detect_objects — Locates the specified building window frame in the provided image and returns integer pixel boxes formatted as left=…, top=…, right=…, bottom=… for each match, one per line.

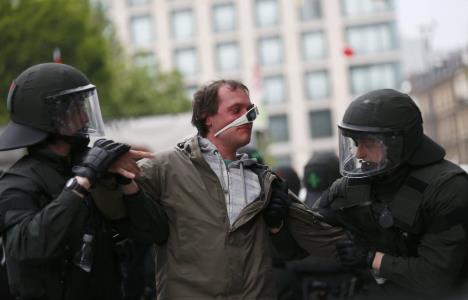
left=254, top=0, right=280, bottom=28
left=268, top=114, right=290, bottom=143
left=212, top=2, right=237, bottom=32
left=308, top=109, right=333, bottom=139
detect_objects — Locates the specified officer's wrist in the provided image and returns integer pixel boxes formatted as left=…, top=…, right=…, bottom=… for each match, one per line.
left=120, top=180, right=140, bottom=195
left=64, top=176, right=90, bottom=199
left=372, top=251, right=384, bottom=271
left=72, top=165, right=97, bottom=185
left=75, top=176, right=91, bottom=190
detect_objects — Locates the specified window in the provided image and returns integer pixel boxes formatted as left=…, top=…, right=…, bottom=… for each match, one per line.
left=263, top=75, right=286, bottom=105
left=346, top=23, right=397, bottom=54
left=255, top=0, right=279, bottom=27
left=454, top=72, right=468, bottom=103
left=309, top=110, right=333, bottom=138
left=350, top=63, right=399, bottom=94
left=174, top=48, right=198, bottom=76
left=268, top=115, right=289, bottom=142
left=216, top=42, right=240, bottom=72
left=130, top=15, right=153, bottom=46
left=127, top=0, right=150, bottom=5
left=258, top=36, right=283, bottom=66
left=302, top=31, right=326, bottom=60
left=299, top=0, right=321, bottom=21
left=212, top=3, right=236, bottom=32
left=171, top=9, right=194, bottom=39
left=91, top=0, right=111, bottom=10
left=305, top=71, right=329, bottom=100
left=342, top=0, right=393, bottom=16
left=134, top=51, right=157, bottom=69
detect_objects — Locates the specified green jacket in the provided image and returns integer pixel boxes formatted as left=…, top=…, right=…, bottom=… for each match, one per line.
left=137, top=135, right=344, bottom=300
left=0, top=147, right=168, bottom=300
left=317, top=160, right=468, bottom=297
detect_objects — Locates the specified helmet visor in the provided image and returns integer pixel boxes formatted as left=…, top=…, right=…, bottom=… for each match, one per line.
left=48, top=85, right=105, bottom=136
left=338, top=129, right=403, bottom=178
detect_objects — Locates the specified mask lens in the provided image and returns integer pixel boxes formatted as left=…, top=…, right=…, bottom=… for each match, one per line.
left=214, top=105, right=259, bottom=137
left=246, top=106, right=258, bottom=121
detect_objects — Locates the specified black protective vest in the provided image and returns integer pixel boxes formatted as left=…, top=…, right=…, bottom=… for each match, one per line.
left=0, top=154, right=123, bottom=300
left=327, top=160, right=466, bottom=256
left=0, top=156, right=69, bottom=300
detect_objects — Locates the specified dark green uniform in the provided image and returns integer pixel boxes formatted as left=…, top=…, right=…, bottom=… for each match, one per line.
left=317, top=159, right=468, bottom=298
left=0, top=148, right=168, bottom=300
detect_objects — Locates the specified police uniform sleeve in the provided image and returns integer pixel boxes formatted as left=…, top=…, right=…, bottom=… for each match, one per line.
left=287, top=202, right=346, bottom=260
left=0, top=175, right=85, bottom=261
left=117, top=188, right=169, bottom=245
left=379, top=175, right=468, bottom=293
left=280, top=178, right=346, bottom=260
left=91, top=159, right=168, bottom=245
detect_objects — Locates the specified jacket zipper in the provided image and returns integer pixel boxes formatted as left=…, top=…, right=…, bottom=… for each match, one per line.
left=230, top=169, right=272, bottom=232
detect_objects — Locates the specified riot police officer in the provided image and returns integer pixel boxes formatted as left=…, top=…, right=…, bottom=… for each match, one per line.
left=315, top=89, right=468, bottom=299
left=0, top=63, right=168, bottom=300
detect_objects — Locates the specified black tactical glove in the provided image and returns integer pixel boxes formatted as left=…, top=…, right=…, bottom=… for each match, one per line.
left=72, top=139, right=130, bottom=185
left=335, top=239, right=375, bottom=270
left=263, top=180, right=291, bottom=229
left=115, top=174, right=133, bottom=185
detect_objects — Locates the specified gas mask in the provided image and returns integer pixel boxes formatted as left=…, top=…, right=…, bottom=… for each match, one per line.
left=214, top=105, right=259, bottom=137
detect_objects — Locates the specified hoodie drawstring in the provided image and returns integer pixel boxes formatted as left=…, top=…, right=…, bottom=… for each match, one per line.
left=240, top=162, right=247, bottom=206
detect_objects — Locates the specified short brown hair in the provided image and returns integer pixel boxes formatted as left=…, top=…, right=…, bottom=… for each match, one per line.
left=191, top=79, right=249, bottom=136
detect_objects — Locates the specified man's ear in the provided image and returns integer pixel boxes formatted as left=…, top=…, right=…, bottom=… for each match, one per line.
left=205, top=115, right=212, bottom=128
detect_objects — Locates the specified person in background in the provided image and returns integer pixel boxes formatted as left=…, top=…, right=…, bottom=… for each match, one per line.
left=272, top=165, right=301, bottom=196
left=303, top=152, right=340, bottom=208
left=0, top=63, right=168, bottom=300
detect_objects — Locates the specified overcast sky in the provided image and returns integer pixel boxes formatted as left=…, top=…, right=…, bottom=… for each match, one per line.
left=395, top=0, right=468, bottom=52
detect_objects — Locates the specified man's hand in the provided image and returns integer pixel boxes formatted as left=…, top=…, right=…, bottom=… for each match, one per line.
left=109, top=149, right=154, bottom=180
left=335, top=239, right=375, bottom=270
left=263, top=180, right=291, bottom=229
left=110, top=149, right=154, bottom=195
left=72, top=139, right=131, bottom=185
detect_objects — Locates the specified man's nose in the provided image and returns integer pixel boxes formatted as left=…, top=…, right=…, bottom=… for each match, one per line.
left=355, top=144, right=366, bottom=159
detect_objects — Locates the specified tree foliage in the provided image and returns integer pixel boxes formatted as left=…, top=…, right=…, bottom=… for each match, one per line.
left=0, top=0, right=191, bottom=124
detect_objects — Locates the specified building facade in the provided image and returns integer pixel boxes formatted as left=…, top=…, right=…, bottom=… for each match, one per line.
left=409, top=50, right=468, bottom=164
left=100, top=0, right=401, bottom=174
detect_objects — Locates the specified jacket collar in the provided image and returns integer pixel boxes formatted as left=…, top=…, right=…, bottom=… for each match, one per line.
left=179, top=134, right=260, bottom=167
left=27, top=146, right=71, bottom=175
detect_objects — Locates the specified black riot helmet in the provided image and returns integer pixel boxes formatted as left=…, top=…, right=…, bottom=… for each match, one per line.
left=303, top=152, right=340, bottom=207
left=0, top=63, right=105, bottom=151
left=272, top=165, right=301, bottom=195
left=338, top=89, right=445, bottom=178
